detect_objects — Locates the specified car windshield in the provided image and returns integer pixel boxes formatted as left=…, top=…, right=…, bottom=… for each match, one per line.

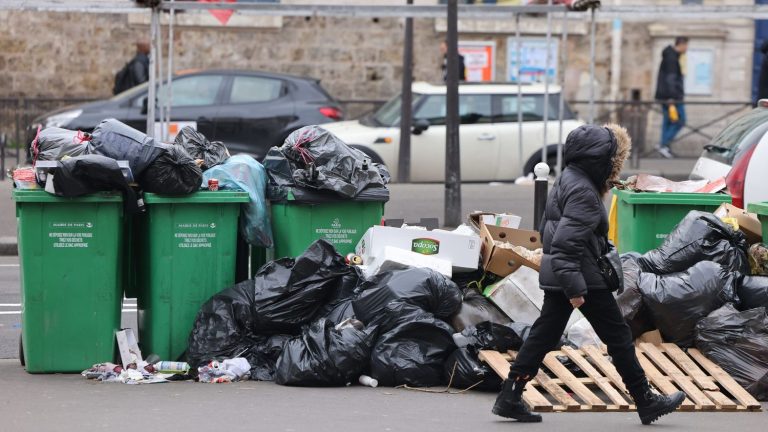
left=371, top=93, right=423, bottom=127
left=709, top=107, right=768, bottom=151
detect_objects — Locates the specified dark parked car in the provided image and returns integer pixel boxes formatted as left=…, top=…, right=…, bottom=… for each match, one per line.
left=27, top=69, right=343, bottom=159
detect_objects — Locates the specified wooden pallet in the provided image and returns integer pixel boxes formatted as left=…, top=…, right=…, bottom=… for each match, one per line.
left=478, top=342, right=762, bottom=413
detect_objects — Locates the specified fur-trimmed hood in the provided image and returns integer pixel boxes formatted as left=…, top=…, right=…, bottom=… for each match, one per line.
left=563, top=123, right=632, bottom=194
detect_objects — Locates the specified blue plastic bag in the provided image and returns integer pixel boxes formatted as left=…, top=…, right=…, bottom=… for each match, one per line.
left=202, top=155, right=272, bottom=247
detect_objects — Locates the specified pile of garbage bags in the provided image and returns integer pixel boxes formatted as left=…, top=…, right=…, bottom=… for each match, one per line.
left=616, top=210, right=768, bottom=400
left=187, top=239, right=543, bottom=390
left=263, top=126, right=390, bottom=203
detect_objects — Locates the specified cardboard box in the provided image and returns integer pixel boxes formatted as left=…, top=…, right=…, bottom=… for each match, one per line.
left=469, top=212, right=522, bottom=231
left=362, top=246, right=453, bottom=278
left=480, top=223, right=542, bottom=277
left=635, top=330, right=664, bottom=346
left=355, top=225, right=480, bottom=272
left=713, top=203, right=762, bottom=244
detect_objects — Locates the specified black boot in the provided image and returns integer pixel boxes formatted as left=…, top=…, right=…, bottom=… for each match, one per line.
left=632, top=387, right=686, bottom=425
left=492, top=378, right=542, bottom=422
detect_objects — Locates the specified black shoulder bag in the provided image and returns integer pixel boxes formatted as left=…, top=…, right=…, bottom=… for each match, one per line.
left=596, top=240, right=624, bottom=294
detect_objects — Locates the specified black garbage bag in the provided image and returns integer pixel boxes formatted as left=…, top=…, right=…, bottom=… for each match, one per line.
left=637, top=211, right=749, bottom=275
left=352, top=267, right=462, bottom=324
left=51, top=154, right=139, bottom=214
left=139, top=145, right=202, bottom=194
left=187, top=240, right=352, bottom=369
left=274, top=318, right=377, bottom=386
left=33, top=127, right=90, bottom=162
left=322, top=299, right=356, bottom=325
left=737, top=275, right=768, bottom=310
left=263, top=126, right=390, bottom=203
left=444, top=348, right=503, bottom=392
left=314, top=267, right=363, bottom=319
left=370, top=301, right=456, bottom=387
left=455, top=321, right=524, bottom=353
left=174, top=126, right=229, bottom=170
left=249, top=240, right=353, bottom=334
left=639, top=261, right=738, bottom=347
left=617, top=254, right=655, bottom=339
left=88, top=118, right=165, bottom=177
left=450, top=289, right=510, bottom=333
left=239, top=334, right=292, bottom=381
left=695, top=304, right=768, bottom=401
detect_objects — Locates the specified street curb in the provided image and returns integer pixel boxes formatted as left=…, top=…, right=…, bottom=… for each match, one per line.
left=0, top=237, right=18, bottom=256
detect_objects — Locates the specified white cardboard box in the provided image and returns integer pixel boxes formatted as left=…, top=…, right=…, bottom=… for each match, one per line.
left=355, top=225, right=480, bottom=272
left=362, top=246, right=453, bottom=278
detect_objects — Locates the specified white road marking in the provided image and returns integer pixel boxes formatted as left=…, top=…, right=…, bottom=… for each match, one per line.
left=0, top=264, right=20, bottom=267
left=0, top=309, right=138, bottom=315
left=0, top=304, right=22, bottom=307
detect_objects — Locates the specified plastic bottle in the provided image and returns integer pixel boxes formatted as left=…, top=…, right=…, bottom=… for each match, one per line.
left=358, top=375, right=378, bottom=388
left=154, top=361, right=191, bottom=374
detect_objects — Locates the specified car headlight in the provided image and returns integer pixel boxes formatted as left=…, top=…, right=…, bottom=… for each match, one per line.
left=44, top=110, right=82, bottom=129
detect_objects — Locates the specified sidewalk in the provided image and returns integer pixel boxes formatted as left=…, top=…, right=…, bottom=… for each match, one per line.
left=0, top=157, right=701, bottom=256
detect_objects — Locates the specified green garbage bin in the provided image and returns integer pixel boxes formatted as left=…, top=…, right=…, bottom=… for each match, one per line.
left=747, top=202, right=768, bottom=244
left=14, top=190, right=124, bottom=373
left=270, top=194, right=385, bottom=259
left=134, top=191, right=248, bottom=361
left=615, top=189, right=731, bottom=254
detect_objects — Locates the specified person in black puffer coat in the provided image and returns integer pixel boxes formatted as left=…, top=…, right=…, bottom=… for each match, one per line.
left=491, top=124, right=685, bottom=425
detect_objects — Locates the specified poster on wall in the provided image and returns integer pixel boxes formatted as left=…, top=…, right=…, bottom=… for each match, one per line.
left=459, top=41, right=496, bottom=82
left=685, top=48, right=714, bottom=96
left=506, top=37, right=559, bottom=84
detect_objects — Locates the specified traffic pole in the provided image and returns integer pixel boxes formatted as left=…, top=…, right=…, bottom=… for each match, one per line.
left=444, top=0, right=462, bottom=227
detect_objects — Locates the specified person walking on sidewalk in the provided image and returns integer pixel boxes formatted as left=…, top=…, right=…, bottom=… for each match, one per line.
left=756, top=40, right=768, bottom=105
left=113, top=40, right=151, bottom=95
left=654, top=37, right=688, bottom=159
left=491, top=124, right=685, bottom=425
left=440, top=40, right=467, bottom=83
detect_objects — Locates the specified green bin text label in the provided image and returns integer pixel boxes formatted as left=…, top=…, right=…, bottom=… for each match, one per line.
left=315, top=218, right=357, bottom=245
left=412, top=238, right=440, bottom=255
left=49, top=222, right=94, bottom=248
left=175, top=222, right=217, bottom=249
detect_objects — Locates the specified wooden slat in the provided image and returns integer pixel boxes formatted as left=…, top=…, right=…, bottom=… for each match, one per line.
left=533, top=370, right=581, bottom=411
left=581, top=344, right=629, bottom=394
left=640, top=343, right=716, bottom=410
left=704, top=390, right=738, bottom=410
left=542, top=352, right=607, bottom=410
left=479, top=350, right=554, bottom=412
left=635, top=347, right=696, bottom=411
left=688, top=349, right=762, bottom=410
left=561, top=346, right=632, bottom=409
left=660, top=343, right=719, bottom=391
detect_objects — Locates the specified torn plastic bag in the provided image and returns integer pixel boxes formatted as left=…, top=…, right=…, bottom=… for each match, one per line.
left=352, top=267, right=463, bottom=323
left=737, top=275, right=768, bottom=310
left=695, top=304, right=768, bottom=401
left=637, top=211, right=749, bottom=275
left=202, top=155, right=272, bottom=248
left=263, top=126, right=390, bottom=203
left=444, top=348, right=502, bottom=391
left=187, top=240, right=352, bottom=368
left=639, top=261, right=738, bottom=347
left=274, top=318, right=377, bottom=386
left=51, top=154, right=139, bottom=214
left=370, top=302, right=456, bottom=387
left=454, top=321, right=523, bottom=353
left=88, top=118, right=164, bottom=177
left=32, top=127, right=90, bottom=162
left=450, top=289, right=510, bottom=333
left=617, top=253, right=655, bottom=339
left=174, top=126, right=230, bottom=170
left=139, top=145, right=202, bottom=195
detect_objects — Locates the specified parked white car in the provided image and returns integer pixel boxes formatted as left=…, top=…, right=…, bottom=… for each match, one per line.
left=322, top=82, right=583, bottom=182
left=690, top=100, right=768, bottom=208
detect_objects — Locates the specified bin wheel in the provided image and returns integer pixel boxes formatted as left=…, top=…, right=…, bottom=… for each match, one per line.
left=19, top=335, right=25, bottom=367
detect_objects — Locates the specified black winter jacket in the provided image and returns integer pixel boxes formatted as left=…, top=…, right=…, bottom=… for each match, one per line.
left=654, top=46, right=684, bottom=101
left=538, top=125, right=625, bottom=299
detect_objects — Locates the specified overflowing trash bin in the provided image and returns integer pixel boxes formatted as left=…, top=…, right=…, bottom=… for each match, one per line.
left=133, top=191, right=248, bottom=361
left=14, top=190, right=124, bottom=373
left=614, top=189, right=731, bottom=253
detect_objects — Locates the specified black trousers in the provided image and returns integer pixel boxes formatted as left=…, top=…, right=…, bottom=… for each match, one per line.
left=508, top=289, right=648, bottom=395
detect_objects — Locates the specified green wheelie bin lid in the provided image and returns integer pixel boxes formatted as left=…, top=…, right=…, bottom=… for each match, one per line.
left=747, top=202, right=768, bottom=244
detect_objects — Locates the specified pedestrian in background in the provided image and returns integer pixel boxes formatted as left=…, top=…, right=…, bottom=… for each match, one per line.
left=756, top=40, right=768, bottom=105
left=440, top=40, right=467, bottom=83
left=491, top=124, right=685, bottom=425
left=113, top=40, right=151, bottom=95
left=654, top=36, right=688, bottom=159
